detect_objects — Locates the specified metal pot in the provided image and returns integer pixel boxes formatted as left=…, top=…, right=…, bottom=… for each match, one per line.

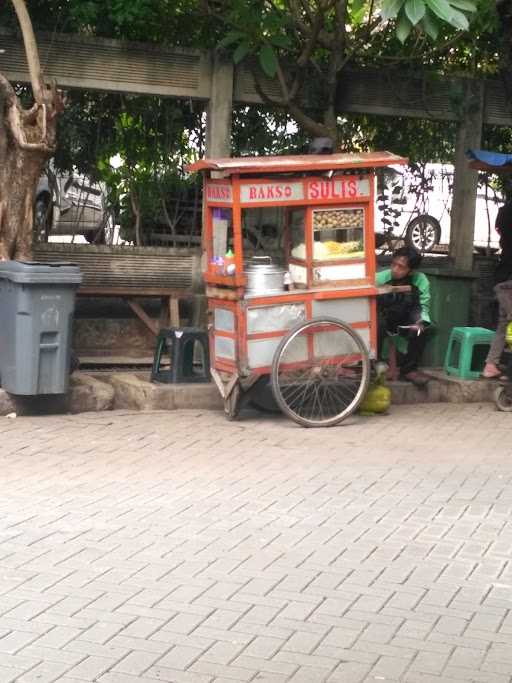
left=244, top=256, right=286, bottom=296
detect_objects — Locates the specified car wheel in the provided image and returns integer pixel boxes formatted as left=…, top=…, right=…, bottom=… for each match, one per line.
left=33, top=194, right=52, bottom=241
left=84, top=227, right=106, bottom=245
left=405, top=215, right=441, bottom=253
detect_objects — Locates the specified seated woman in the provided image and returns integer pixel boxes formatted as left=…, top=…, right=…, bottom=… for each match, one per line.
left=376, top=246, right=431, bottom=387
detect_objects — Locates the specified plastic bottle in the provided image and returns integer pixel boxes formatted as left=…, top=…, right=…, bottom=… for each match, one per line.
left=506, top=321, right=512, bottom=350
left=224, top=248, right=235, bottom=275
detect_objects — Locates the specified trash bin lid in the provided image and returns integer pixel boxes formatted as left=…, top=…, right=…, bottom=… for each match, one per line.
left=0, top=261, right=83, bottom=284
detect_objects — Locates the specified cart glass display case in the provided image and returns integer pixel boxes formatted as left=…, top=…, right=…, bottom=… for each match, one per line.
left=312, top=207, right=364, bottom=259
left=211, top=207, right=233, bottom=259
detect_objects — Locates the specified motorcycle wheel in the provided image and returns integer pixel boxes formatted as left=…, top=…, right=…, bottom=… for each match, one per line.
left=494, top=385, right=512, bottom=412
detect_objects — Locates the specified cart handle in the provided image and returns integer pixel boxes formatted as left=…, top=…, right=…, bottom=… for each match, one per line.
left=376, top=284, right=412, bottom=295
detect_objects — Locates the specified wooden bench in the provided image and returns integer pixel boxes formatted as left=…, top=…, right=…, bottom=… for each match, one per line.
left=33, top=243, right=203, bottom=335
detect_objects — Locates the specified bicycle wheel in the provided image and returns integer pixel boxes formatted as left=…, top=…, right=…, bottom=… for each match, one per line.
left=271, top=317, right=370, bottom=428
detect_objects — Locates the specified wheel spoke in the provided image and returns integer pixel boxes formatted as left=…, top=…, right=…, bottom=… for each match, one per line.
left=272, top=318, right=370, bottom=427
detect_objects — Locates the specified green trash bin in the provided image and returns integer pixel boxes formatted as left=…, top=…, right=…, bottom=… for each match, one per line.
left=0, top=261, right=82, bottom=395
left=421, top=267, right=475, bottom=368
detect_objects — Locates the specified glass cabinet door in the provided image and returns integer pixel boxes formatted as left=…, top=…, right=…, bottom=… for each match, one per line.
left=211, top=207, right=233, bottom=260
left=288, top=208, right=307, bottom=286
left=312, top=208, right=364, bottom=260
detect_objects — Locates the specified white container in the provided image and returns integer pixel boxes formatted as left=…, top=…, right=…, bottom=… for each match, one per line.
left=244, top=256, right=286, bottom=296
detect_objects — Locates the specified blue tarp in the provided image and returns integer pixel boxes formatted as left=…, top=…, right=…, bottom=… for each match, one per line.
left=466, top=149, right=512, bottom=167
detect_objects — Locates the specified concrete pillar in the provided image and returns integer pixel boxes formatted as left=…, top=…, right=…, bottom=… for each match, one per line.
left=449, top=80, right=485, bottom=271
left=206, top=52, right=234, bottom=158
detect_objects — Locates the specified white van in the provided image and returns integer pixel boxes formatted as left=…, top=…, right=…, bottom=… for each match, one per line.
left=375, top=163, right=501, bottom=253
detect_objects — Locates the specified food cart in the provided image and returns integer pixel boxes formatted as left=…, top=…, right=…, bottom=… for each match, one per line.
left=186, top=152, right=407, bottom=427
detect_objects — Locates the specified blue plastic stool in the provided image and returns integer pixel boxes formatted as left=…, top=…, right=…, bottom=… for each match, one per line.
left=444, top=326, right=496, bottom=380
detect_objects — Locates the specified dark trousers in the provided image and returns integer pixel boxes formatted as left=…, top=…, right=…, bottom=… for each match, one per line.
left=398, top=333, right=428, bottom=374
left=378, top=293, right=427, bottom=374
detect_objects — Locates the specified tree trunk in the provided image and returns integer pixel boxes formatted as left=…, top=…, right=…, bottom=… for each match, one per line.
left=0, top=0, right=63, bottom=261
left=0, top=80, right=56, bottom=260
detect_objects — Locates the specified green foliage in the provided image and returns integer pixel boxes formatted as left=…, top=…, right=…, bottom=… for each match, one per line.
left=231, top=107, right=306, bottom=156
left=0, top=0, right=213, bottom=47
left=53, top=90, right=205, bottom=243
left=1, top=0, right=504, bottom=236
left=381, top=0, right=478, bottom=43
left=338, top=112, right=458, bottom=164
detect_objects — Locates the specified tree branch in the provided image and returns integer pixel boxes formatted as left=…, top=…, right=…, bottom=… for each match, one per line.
left=287, top=100, right=331, bottom=138
left=21, top=102, right=39, bottom=124
left=10, top=0, right=47, bottom=104
left=6, top=102, right=53, bottom=152
left=249, top=60, right=329, bottom=138
left=275, top=62, right=291, bottom=102
left=288, top=3, right=333, bottom=51
left=250, top=63, right=287, bottom=107
left=0, top=73, right=17, bottom=107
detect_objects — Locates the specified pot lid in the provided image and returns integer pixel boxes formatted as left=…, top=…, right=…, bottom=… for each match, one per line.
left=244, top=256, right=285, bottom=272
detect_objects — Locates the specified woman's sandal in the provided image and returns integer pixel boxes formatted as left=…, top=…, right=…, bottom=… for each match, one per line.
left=481, top=371, right=507, bottom=380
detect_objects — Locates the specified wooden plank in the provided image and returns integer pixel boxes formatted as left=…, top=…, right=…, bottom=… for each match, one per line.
left=169, top=297, right=180, bottom=327
left=376, top=285, right=412, bottom=294
left=0, top=28, right=212, bottom=100
left=78, top=287, right=193, bottom=297
left=78, top=356, right=154, bottom=365
left=126, top=299, right=159, bottom=336
left=206, top=286, right=240, bottom=301
left=2, top=28, right=511, bottom=126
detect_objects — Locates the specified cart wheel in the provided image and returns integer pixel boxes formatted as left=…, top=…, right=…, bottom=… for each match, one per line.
left=224, top=382, right=241, bottom=420
left=494, top=385, right=512, bottom=412
left=271, top=317, right=370, bottom=428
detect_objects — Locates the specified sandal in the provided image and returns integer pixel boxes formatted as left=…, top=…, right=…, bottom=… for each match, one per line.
left=481, top=371, right=507, bottom=380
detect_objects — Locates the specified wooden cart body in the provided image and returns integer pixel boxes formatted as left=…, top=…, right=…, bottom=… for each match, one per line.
left=187, top=152, right=407, bottom=410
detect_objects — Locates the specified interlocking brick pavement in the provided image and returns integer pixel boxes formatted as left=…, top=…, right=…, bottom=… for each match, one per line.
left=0, top=403, right=512, bottom=682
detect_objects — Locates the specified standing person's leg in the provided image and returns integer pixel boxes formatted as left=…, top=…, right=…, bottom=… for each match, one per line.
left=484, top=281, right=512, bottom=377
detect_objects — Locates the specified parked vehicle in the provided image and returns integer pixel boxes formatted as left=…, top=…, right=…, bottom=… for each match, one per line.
left=34, top=167, right=114, bottom=244
left=375, top=163, right=501, bottom=253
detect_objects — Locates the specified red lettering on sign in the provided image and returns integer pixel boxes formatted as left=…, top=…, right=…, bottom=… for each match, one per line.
left=207, top=185, right=231, bottom=200
left=242, top=182, right=303, bottom=202
left=305, top=176, right=367, bottom=201
left=245, top=184, right=293, bottom=200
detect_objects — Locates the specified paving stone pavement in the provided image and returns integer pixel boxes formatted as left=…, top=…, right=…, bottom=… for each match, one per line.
left=0, top=403, right=512, bottom=683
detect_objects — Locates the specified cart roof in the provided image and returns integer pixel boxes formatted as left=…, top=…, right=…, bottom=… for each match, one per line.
left=186, top=151, right=407, bottom=176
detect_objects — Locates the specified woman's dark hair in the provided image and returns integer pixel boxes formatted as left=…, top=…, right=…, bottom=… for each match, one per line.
left=392, top=245, right=422, bottom=270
